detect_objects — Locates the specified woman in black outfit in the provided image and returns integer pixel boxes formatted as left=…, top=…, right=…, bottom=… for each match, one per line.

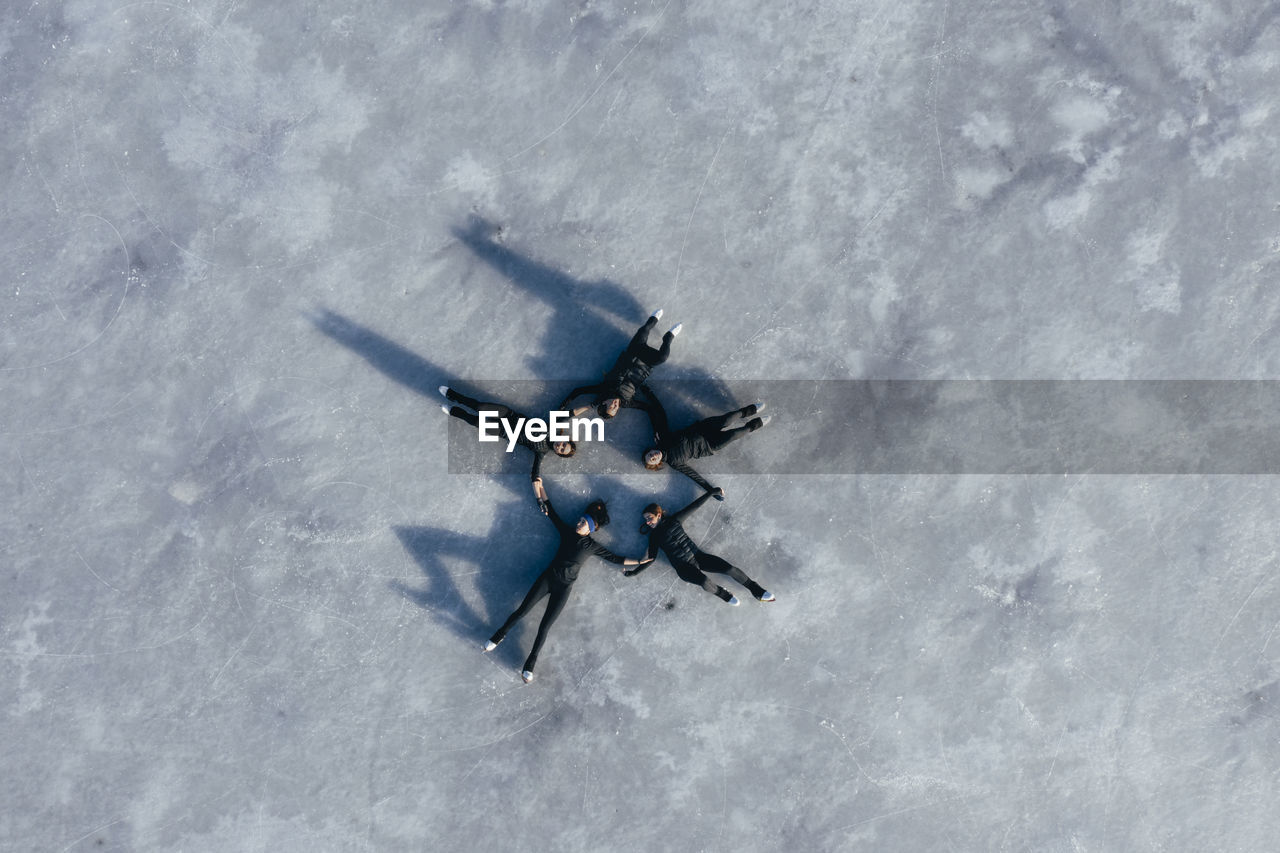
left=440, top=386, right=574, bottom=480
left=625, top=489, right=775, bottom=605
left=640, top=389, right=769, bottom=494
left=559, top=309, right=681, bottom=419
left=485, top=479, right=651, bottom=683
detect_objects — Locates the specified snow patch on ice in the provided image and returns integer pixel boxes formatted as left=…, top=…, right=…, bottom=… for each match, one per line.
left=980, top=34, right=1033, bottom=65
left=1123, top=228, right=1182, bottom=315
left=953, top=167, right=1009, bottom=209
left=1042, top=189, right=1092, bottom=230
left=1042, top=145, right=1124, bottom=230
left=1051, top=95, right=1112, bottom=164
left=168, top=480, right=204, bottom=505
left=9, top=603, right=52, bottom=717
left=867, top=272, right=900, bottom=326
left=961, top=112, right=1014, bottom=149
left=443, top=151, right=502, bottom=209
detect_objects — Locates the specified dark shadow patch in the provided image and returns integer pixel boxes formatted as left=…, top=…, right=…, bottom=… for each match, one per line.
left=1231, top=680, right=1280, bottom=727
left=393, top=478, right=660, bottom=660
left=308, top=307, right=450, bottom=399
left=392, top=500, right=545, bottom=654
left=452, top=214, right=736, bottom=412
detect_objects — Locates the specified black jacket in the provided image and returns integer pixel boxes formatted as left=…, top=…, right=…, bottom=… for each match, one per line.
left=559, top=350, right=659, bottom=409
left=543, top=499, right=626, bottom=584
left=643, top=392, right=714, bottom=492
left=481, top=408, right=553, bottom=481
left=634, top=492, right=715, bottom=572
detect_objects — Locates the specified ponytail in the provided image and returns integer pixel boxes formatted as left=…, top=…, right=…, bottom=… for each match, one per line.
left=584, top=499, right=610, bottom=528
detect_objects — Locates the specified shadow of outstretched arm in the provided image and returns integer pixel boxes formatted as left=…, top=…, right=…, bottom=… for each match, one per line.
left=307, top=307, right=448, bottom=399
left=392, top=500, right=548, bottom=647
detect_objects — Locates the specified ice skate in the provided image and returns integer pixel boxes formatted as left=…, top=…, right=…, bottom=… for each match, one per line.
left=727, top=595, right=740, bottom=606
left=741, top=402, right=766, bottom=417
left=650, top=308, right=664, bottom=321
left=667, top=323, right=683, bottom=338
left=521, top=669, right=535, bottom=683
left=757, top=591, right=776, bottom=602
left=438, top=385, right=451, bottom=399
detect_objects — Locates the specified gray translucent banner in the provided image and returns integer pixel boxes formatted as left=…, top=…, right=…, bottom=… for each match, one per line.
left=445, top=380, right=1280, bottom=474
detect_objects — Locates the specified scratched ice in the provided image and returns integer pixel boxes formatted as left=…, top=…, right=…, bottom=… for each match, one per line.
left=3, top=1, right=1280, bottom=851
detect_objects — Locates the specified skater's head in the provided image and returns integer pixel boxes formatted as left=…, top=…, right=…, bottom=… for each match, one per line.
left=552, top=440, right=577, bottom=458
left=576, top=499, right=610, bottom=536
left=596, top=398, right=622, bottom=419
left=642, top=448, right=664, bottom=470
left=640, top=502, right=664, bottom=532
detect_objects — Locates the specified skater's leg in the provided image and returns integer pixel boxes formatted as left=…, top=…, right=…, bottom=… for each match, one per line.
left=522, top=581, right=572, bottom=672
left=450, top=402, right=520, bottom=440
left=475, top=402, right=515, bottom=419
left=626, top=316, right=676, bottom=368
left=674, top=561, right=736, bottom=602
left=627, top=316, right=659, bottom=351
left=705, top=411, right=740, bottom=432
left=650, top=329, right=674, bottom=365
left=630, top=335, right=673, bottom=370
left=490, top=571, right=552, bottom=643
left=704, top=420, right=759, bottom=453
left=446, top=388, right=484, bottom=410
left=696, top=552, right=767, bottom=600
left=448, top=407, right=480, bottom=428
left=444, top=388, right=514, bottom=420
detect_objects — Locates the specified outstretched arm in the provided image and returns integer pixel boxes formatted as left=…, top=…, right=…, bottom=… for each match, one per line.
left=592, top=544, right=629, bottom=565
left=624, top=538, right=659, bottom=576
left=672, top=488, right=724, bottom=522
left=635, top=384, right=669, bottom=437
left=670, top=461, right=717, bottom=495
left=593, top=546, right=653, bottom=567
left=541, top=495, right=572, bottom=534
left=557, top=384, right=601, bottom=412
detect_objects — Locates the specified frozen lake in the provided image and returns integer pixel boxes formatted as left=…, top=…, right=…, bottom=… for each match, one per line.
left=4, top=0, right=1280, bottom=850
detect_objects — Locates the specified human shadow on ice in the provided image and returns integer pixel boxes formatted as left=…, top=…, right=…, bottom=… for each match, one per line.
left=310, top=307, right=666, bottom=484
left=308, top=307, right=450, bottom=399
left=453, top=214, right=736, bottom=414
left=390, top=500, right=538, bottom=654
left=392, top=477, right=662, bottom=661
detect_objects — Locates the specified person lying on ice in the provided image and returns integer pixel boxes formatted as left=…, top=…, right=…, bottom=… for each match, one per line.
left=484, top=479, right=651, bottom=683
left=440, top=386, right=575, bottom=480
left=638, top=386, right=769, bottom=496
left=558, top=309, right=681, bottom=420
left=626, top=488, right=774, bottom=606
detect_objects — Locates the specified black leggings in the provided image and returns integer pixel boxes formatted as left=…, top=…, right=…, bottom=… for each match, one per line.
left=490, top=569, right=572, bottom=671
left=446, top=391, right=514, bottom=428
left=695, top=408, right=764, bottom=453
left=625, top=316, right=673, bottom=368
left=672, top=551, right=766, bottom=601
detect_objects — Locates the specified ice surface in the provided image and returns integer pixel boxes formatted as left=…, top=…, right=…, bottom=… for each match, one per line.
left=3, top=0, right=1280, bottom=850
